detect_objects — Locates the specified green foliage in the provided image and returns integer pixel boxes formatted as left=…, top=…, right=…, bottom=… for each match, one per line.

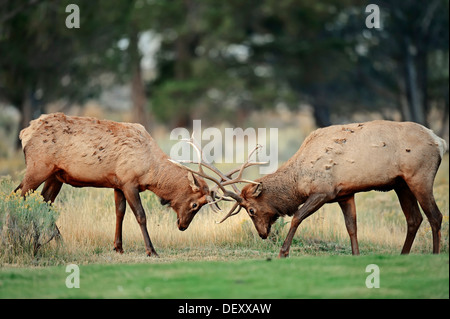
left=0, top=178, right=60, bottom=263
left=1, top=0, right=447, bottom=129
left=152, top=79, right=205, bottom=124
left=268, top=217, right=289, bottom=245
left=0, top=0, right=133, bottom=111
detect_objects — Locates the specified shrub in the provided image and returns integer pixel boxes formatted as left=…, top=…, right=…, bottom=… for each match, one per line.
left=0, top=178, right=60, bottom=263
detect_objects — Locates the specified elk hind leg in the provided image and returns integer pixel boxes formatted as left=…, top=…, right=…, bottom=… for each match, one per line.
left=394, top=185, right=422, bottom=254
left=407, top=178, right=442, bottom=254
left=41, top=174, right=63, bottom=203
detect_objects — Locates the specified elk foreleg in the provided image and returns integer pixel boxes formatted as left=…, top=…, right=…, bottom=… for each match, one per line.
left=123, top=186, right=159, bottom=257
left=338, top=195, right=359, bottom=255
left=113, top=189, right=126, bottom=253
left=17, top=161, right=54, bottom=197
left=278, top=193, right=329, bottom=258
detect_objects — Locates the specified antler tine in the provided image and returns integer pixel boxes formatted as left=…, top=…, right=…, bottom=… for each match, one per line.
left=173, top=133, right=228, bottom=194
left=180, top=134, right=249, bottom=196
left=182, top=132, right=205, bottom=175
left=210, top=179, right=240, bottom=196
left=222, top=162, right=267, bottom=180
left=237, top=143, right=263, bottom=177
left=209, top=160, right=267, bottom=196
left=221, top=144, right=267, bottom=187
left=215, top=201, right=242, bottom=224
left=184, top=133, right=238, bottom=188
left=168, top=158, right=228, bottom=195
left=205, top=194, right=223, bottom=214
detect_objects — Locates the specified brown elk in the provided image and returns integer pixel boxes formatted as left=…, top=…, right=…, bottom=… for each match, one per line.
left=183, top=120, right=447, bottom=257
left=15, top=112, right=239, bottom=257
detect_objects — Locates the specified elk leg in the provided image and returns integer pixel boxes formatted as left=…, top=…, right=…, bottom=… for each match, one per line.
left=338, top=195, right=359, bottom=255
left=17, top=161, right=55, bottom=197
left=41, top=175, right=63, bottom=203
left=278, top=193, right=328, bottom=258
left=17, top=168, right=59, bottom=240
left=123, top=187, right=159, bottom=257
left=41, top=175, right=64, bottom=241
left=19, top=174, right=48, bottom=197
left=13, top=182, right=23, bottom=193
left=113, top=189, right=126, bottom=253
left=394, top=185, right=422, bottom=254
left=408, top=184, right=442, bottom=254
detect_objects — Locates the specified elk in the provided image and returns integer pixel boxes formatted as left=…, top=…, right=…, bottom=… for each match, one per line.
left=183, top=120, right=447, bottom=257
left=15, top=112, right=227, bottom=257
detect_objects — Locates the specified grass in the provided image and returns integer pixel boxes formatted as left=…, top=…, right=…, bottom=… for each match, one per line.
left=0, top=254, right=447, bottom=298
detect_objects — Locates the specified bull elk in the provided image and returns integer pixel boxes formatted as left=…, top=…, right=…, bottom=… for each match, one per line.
left=182, top=120, right=447, bottom=257
left=15, top=113, right=256, bottom=257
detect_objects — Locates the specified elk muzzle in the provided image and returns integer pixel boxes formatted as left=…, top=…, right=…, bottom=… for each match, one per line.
left=176, top=211, right=197, bottom=231
left=252, top=218, right=272, bottom=240
left=177, top=217, right=189, bottom=231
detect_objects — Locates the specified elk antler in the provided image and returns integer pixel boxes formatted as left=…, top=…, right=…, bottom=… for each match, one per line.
left=215, top=201, right=243, bottom=224
left=168, top=133, right=267, bottom=220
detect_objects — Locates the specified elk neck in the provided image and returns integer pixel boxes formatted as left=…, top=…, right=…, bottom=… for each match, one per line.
left=140, top=152, right=191, bottom=205
left=257, top=165, right=305, bottom=216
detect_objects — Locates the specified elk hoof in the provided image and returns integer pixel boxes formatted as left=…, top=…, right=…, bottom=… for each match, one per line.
left=147, top=250, right=160, bottom=258
left=278, top=250, right=289, bottom=258
left=113, top=247, right=124, bottom=254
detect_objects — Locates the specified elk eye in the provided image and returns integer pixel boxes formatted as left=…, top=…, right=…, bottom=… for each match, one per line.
left=192, top=203, right=198, bottom=209
left=249, top=208, right=255, bottom=215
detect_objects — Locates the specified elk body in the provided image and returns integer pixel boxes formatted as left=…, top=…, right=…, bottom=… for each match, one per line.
left=213, top=120, right=447, bottom=257
left=15, top=113, right=215, bottom=257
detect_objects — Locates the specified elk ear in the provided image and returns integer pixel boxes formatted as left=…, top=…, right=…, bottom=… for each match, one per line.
left=187, top=172, right=200, bottom=192
left=252, top=183, right=263, bottom=197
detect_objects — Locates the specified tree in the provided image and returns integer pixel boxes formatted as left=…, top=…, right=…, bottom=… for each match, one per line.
left=0, top=0, right=132, bottom=145
left=2, top=0, right=446, bottom=136
left=352, top=0, right=449, bottom=126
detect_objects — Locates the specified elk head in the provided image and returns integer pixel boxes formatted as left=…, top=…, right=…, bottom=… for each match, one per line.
left=215, top=182, right=282, bottom=239
left=166, top=171, right=211, bottom=231
left=237, top=183, right=280, bottom=239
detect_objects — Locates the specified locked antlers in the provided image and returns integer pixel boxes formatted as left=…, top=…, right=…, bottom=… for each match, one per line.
left=168, top=134, right=266, bottom=221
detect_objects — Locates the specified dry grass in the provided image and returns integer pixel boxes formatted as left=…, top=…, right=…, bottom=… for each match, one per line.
left=55, top=187, right=262, bottom=262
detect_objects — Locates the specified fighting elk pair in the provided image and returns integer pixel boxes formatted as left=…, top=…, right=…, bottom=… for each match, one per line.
left=16, top=113, right=446, bottom=257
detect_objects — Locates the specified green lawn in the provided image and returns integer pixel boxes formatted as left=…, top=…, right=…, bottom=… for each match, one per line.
left=0, top=254, right=448, bottom=299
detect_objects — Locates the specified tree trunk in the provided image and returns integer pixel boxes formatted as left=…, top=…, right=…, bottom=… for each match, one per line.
left=15, top=87, right=33, bottom=149
left=417, top=49, right=429, bottom=125
left=403, top=37, right=426, bottom=125
left=440, top=88, right=449, bottom=143
left=312, top=103, right=331, bottom=128
left=129, top=26, right=150, bottom=129
left=312, top=93, right=332, bottom=127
